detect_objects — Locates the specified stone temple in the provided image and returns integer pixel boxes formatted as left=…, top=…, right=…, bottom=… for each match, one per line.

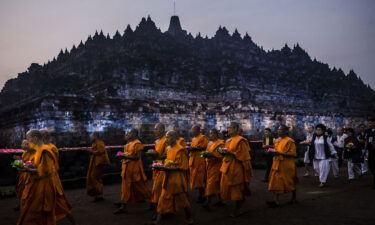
left=0, top=15, right=374, bottom=147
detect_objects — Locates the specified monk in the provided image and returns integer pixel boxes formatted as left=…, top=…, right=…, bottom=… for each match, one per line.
left=40, top=129, right=76, bottom=224
left=17, top=130, right=58, bottom=225
left=267, top=125, right=298, bottom=207
left=189, top=125, right=209, bottom=203
left=14, top=140, right=35, bottom=211
left=202, top=128, right=225, bottom=210
left=220, top=122, right=252, bottom=217
left=150, top=123, right=167, bottom=210
left=175, top=128, right=187, bottom=148
left=86, top=132, right=110, bottom=202
left=147, top=130, right=193, bottom=225
left=114, top=129, right=150, bottom=214
left=174, top=127, right=188, bottom=184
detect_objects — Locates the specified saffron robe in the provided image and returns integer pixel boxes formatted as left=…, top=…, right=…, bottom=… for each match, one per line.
left=150, top=136, right=167, bottom=204
left=205, top=139, right=224, bottom=196
left=120, top=139, right=150, bottom=203
left=268, top=136, right=298, bottom=194
left=86, top=140, right=110, bottom=196
left=157, top=144, right=190, bottom=214
left=16, top=150, right=35, bottom=198
left=189, top=134, right=209, bottom=190
left=18, top=144, right=58, bottom=225
left=220, top=136, right=252, bottom=201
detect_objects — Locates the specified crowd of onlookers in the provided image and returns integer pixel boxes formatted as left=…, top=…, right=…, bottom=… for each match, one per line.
left=260, top=118, right=375, bottom=189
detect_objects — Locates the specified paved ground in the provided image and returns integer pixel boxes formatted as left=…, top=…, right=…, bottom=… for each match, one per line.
left=1, top=168, right=375, bottom=225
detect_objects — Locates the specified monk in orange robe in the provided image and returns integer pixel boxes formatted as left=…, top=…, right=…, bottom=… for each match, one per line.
left=150, top=123, right=167, bottom=210
left=40, top=130, right=76, bottom=224
left=14, top=140, right=35, bottom=211
left=17, top=130, right=58, bottom=225
left=178, top=137, right=187, bottom=148
left=147, top=130, right=193, bottom=225
left=86, top=132, right=110, bottom=202
left=202, top=128, right=225, bottom=210
left=267, top=125, right=298, bottom=207
left=114, top=129, right=150, bottom=214
left=174, top=127, right=187, bottom=148
left=189, top=125, right=209, bottom=203
left=174, top=127, right=188, bottom=184
left=220, top=122, right=252, bottom=217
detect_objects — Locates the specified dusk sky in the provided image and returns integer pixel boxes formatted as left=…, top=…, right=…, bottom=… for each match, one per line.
left=0, top=0, right=374, bottom=89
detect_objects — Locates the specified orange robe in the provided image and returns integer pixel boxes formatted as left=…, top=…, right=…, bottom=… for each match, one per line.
left=150, top=136, right=167, bottom=204
left=48, top=143, right=59, bottom=170
left=177, top=137, right=187, bottom=148
left=220, top=136, right=252, bottom=201
left=177, top=137, right=188, bottom=183
left=86, top=140, right=110, bottom=196
left=16, top=150, right=34, bottom=198
left=157, top=144, right=190, bottom=214
left=48, top=143, right=72, bottom=220
left=189, top=134, right=209, bottom=190
left=205, top=139, right=224, bottom=196
left=268, top=137, right=298, bottom=194
left=18, top=144, right=58, bottom=225
left=121, top=139, right=150, bottom=203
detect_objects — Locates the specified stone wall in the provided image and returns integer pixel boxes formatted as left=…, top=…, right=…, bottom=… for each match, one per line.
left=0, top=94, right=366, bottom=148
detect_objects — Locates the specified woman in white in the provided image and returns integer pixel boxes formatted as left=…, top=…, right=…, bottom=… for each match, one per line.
left=326, top=129, right=339, bottom=178
left=303, top=125, right=315, bottom=177
left=309, top=124, right=338, bottom=188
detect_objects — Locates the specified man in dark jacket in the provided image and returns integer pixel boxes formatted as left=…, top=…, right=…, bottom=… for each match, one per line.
left=344, top=128, right=363, bottom=180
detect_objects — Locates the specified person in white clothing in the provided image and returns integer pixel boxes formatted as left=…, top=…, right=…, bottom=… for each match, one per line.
left=303, top=125, right=315, bottom=177
left=326, top=129, right=339, bottom=178
left=308, top=124, right=338, bottom=188
left=334, top=128, right=347, bottom=168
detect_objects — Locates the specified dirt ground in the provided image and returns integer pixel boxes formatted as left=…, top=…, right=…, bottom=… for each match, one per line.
left=1, top=168, right=375, bottom=225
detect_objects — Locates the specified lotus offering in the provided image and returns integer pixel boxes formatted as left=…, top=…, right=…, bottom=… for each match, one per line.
left=300, top=140, right=312, bottom=146
left=146, top=149, right=157, bottom=155
left=200, top=151, right=212, bottom=157
left=345, top=142, right=355, bottom=149
left=216, top=148, right=230, bottom=155
left=151, top=162, right=165, bottom=170
left=11, top=160, right=34, bottom=169
left=116, top=151, right=124, bottom=157
left=164, top=159, right=178, bottom=168
left=266, top=148, right=277, bottom=153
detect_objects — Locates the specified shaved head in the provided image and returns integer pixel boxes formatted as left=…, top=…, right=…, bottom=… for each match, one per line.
left=166, top=130, right=178, bottom=146
left=209, top=128, right=220, bottom=141
left=155, top=123, right=165, bottom=131
left=167, top=130, right=178, bottom=139
left=26, top=129, right=42, bottom=144
left=190, top=125, right=201, bottom=137
left=21, top=139, right=29, bottom=150
left=277, top=125, right=289, bottom=137
left=130, top=129, right=138, bottom=137
left=154, top=123, right=166, bottom=138
left=125, top=128, right=139, bottom=141
left=228, top=122, right=240, bottom=137
left=40, top=129, right=50, bottom=143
